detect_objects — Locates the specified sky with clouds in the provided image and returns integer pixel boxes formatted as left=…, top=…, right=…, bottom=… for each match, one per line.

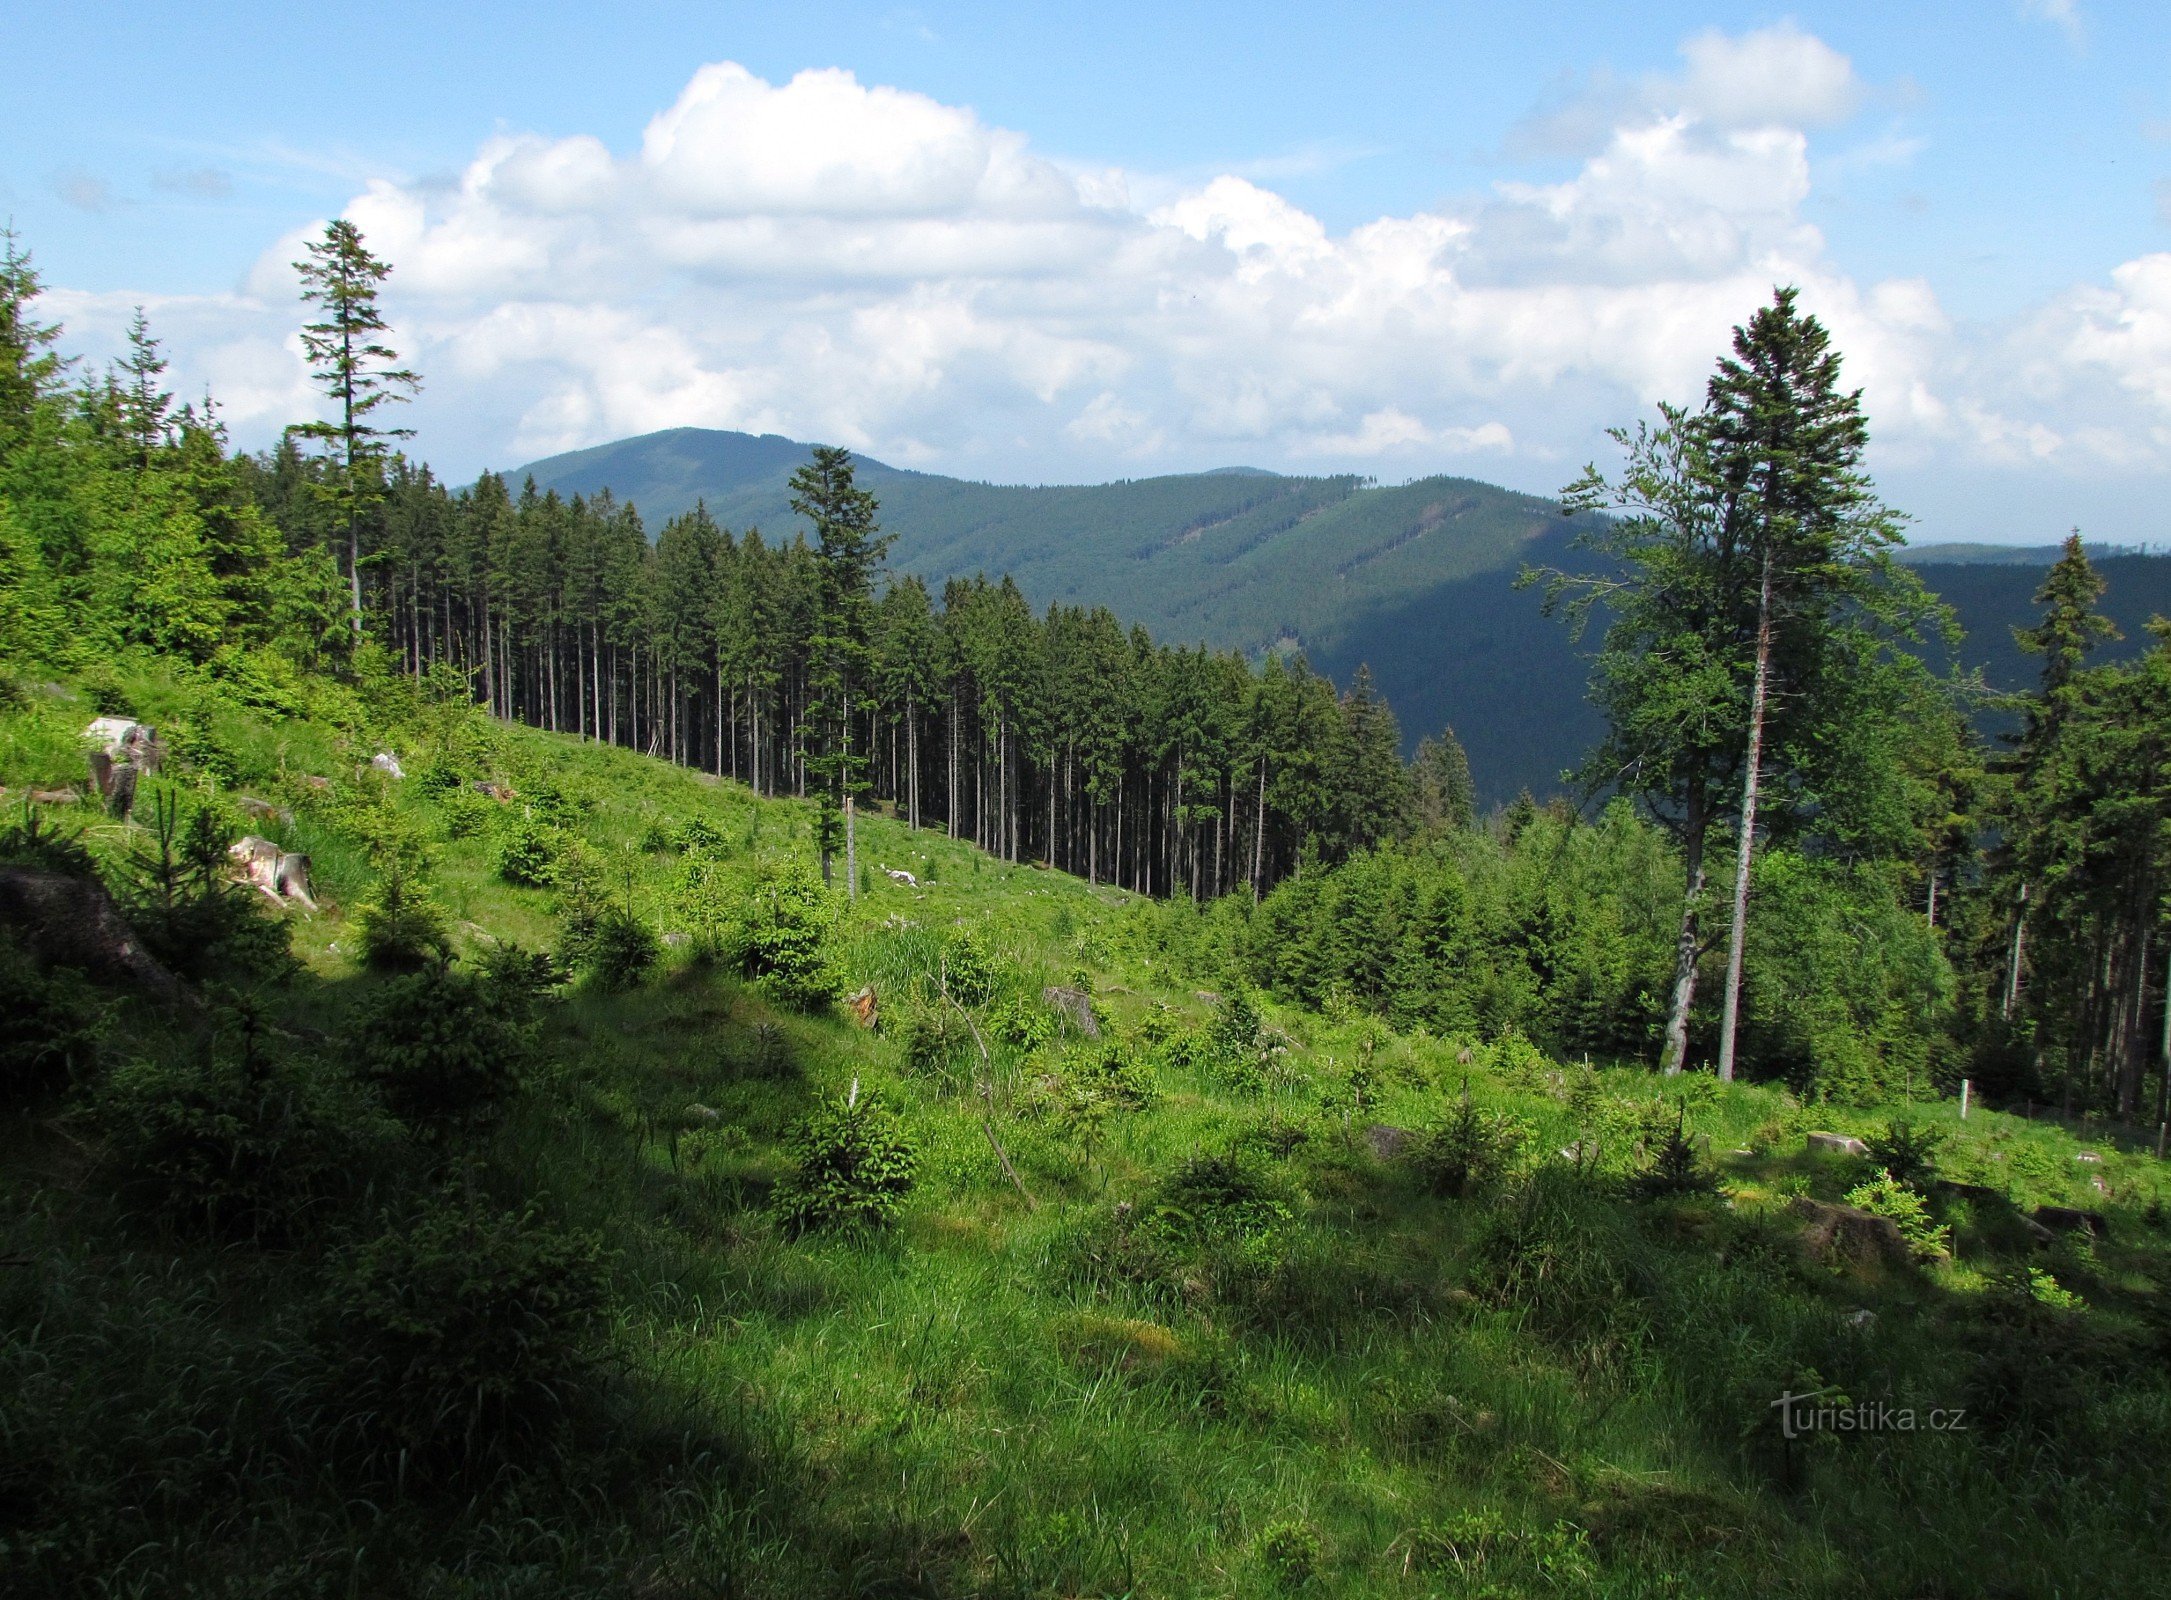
left=6, top=0, right=2170, bottom=544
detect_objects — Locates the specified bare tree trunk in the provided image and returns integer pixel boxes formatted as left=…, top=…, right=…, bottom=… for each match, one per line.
left=2156, top=936, right=2171, bottom=1127
left=1661, top=780, right=1710, bottom=1076
left=1716, top=548, right=1775, bottom=1083
left=2120, top=915, right=2151, bottom=1118
left=2004, top=884, right=2028, bottom=1020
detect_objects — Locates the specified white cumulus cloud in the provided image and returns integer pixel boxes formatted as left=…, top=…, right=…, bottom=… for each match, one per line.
left=46, top=34, right=2171, bottom=540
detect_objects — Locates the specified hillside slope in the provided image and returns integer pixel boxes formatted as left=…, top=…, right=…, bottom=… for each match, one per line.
left=6, top=661, right=2167, bottom=1597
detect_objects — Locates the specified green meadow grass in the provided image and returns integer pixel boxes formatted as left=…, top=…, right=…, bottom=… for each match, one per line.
left=5, top=669, right=2169, bottom=1598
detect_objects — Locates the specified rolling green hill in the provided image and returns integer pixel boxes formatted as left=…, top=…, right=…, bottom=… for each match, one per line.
left=515, top=430, right=2171, bottom=801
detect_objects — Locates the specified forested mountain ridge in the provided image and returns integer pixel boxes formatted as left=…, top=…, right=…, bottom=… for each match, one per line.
left=514, top=426, right=1581, bottom=662
left=518, top=428, right=2171, bottom=800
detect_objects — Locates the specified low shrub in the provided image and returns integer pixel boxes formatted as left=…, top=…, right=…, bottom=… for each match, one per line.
left=351, top=960, right=537, bottom=1126
left=0, top=802, right=95, bottom=874
left=1208, top=989, right=1273, bottom=1092
left=1863, top=1118, right=1945, bottom=1189
left=1410, top=1094, right=1530, bottom=1199
left=322, top=1200, right=609, bottom=1481
left=771, top=1088, right=919, bottom=1235
left=413, top=760, right=464, bottom=797
left=1474, top=1171, right=1644, bottom=1353
left=1257, top=1519, right=1322, bottom=1588
left=1845, top=1172, right=1951, bottom=1261
left=673, top=815, right=728, bottom=855
left=739, top=874, right=837, bottom=1009
left=900, top=1004, right=972, bottom=1088
left=0, top=930, right=103, bottom=1096
left=496, top=816, right=559, bottom=887
left=1148, top=1152, right=1293, bottom=1248
left=90, top=1022, right=392, bottom=1241
left=990, top=992, right=1058, bottom=1050
left=1068, top=1041, right=1159, bottom=1112
left=126, top=794, right=294, bottom=984
left=1632, top=1108, right=1721, bottom=1200
left=353, top=864, right=453, bottom=971
left=940, top=926, right=998, bottom=1006
left=583, top=907, right=660, bottom=990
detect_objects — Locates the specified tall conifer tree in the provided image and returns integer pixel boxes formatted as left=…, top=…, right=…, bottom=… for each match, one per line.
left=290, top=219, right=419, bottom=635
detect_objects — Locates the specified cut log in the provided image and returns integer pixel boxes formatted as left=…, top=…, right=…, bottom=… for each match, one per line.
left=86, top=748, right=114, bottom=798
left=1789, top=1196, right=1913, bottom=1270
left=1042, top=984, right=1101, bottom=1038
left=274, top=852, right=316, bottom=909
left=845, top=985, right=878, bottom=1029
left=1805, top=1132, right=1870, bottom=1158
left=106, top=763, right=138, bottom=821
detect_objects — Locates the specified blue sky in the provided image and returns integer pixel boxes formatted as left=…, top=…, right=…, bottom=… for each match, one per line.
left=6, top=1, right=2169, bottom=542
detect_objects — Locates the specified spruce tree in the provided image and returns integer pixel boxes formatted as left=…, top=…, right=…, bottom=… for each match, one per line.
left=0, top=228, right=65, bottom=448
left=792, top=446, right=891, bottom=889
left=117, top=307, right=172, bottom=471
left=290, top=219, right=419, bottom=636
left=1703, top=287, right=1887, bottom=1081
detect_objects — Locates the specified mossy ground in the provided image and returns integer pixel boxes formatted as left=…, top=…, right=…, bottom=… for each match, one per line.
left=5, top=663, right=2168, bottom=1598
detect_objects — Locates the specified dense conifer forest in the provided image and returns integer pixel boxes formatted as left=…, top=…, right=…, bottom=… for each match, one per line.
left=5, top=222, right=2171, bottom=1597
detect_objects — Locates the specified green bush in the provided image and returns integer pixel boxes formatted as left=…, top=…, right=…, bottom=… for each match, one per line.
left=901, top=1004, right=972, bottom=1088
left=1845, top=1172, right=1951, bottom=1261
left=0, top=930, right=102, bottom=1096
left=673, top=815, right=728, bottom=855
left=1258, top=1519, right=1322, bottom=1588
left=1148, top=1152, right=1293, bottom=1247
left=352, top=961, right=536, bottom=1126
left=353, top=864, right=453, bottom=971
left=414, top=761, right=463, bottom=797
left=739, top=874, right=837, bottom=1009
left=771, top=1089, right=919, bottom=1235
left=1863, top=1118, right=1945, bottom=1189
left=940, top=927, right=997, bottom=1006
left=1208, top=989, right=1279, bottom=1093
left=436, top=787, right=496, bottom=840
left=89, top=1025, right=391, bottom=1241
left=584, top=906, right=660, bottom=990
left=1068, top=1041, right=1159, bottom=1112
left=990, top=991, right=1058, bottom=1050
left=0, top=802, right=95, bottom=874
left=125, top=794, right=294, bottom=984
left=496, top=816, right=559, bottom=887
left=1411, top=1094, right=1530, bottom=1199
left=163, top=714, right=245, bottom=786
left=1632, top=1108, right=1721, bottom=1200
left=322, top=1201, right=609, bottom=1480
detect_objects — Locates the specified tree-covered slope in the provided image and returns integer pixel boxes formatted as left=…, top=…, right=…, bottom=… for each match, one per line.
left=517, top=430, right=2171, bottom=802
left=515, top=427, right=1579, bottom=660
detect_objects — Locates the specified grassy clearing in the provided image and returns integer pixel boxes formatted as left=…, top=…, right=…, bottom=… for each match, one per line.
left=5, top=666, right=2169, bottom=1598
